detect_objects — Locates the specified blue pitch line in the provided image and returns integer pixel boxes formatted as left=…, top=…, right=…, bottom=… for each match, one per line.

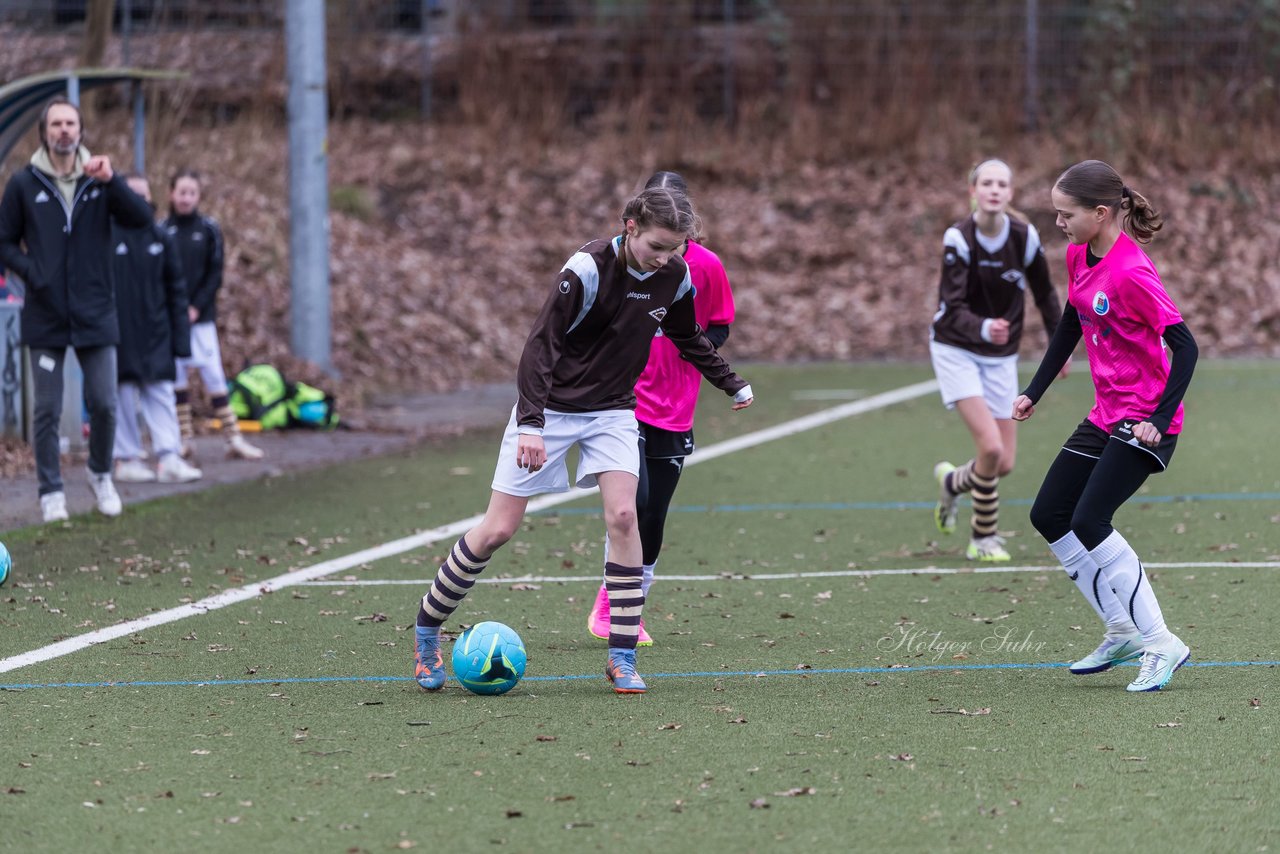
left=2, top=660, right=1275, bottom=691
left=533, top=491, right=1280, bottom=516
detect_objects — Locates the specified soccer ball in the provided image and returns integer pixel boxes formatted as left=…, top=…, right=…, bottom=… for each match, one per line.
left=451, top=621, right=527, bottom=695
left=0, top=541, right=10, bottom=587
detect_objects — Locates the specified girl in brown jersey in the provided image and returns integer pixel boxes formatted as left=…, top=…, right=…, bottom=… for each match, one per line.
left=411, top=187, right=754, bottom=695
left=928, top=159, right=1067, bottom=562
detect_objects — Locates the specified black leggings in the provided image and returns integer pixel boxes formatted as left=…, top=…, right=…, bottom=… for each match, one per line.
left=636, top=436, right=686, bottom=567
left=1029, top=429, right=1169, bottom=551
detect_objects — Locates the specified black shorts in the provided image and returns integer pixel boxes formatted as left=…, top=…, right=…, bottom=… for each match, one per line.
left=1062, top=418, right=1178, bottom=471
left=638, top=422, right=694, bottom=460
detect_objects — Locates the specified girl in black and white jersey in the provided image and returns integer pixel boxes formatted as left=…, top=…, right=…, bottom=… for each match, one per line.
left=928, top=159, right=1067, bottom=562
left=164, top=170, right=264, bottom=462
left=411, top=187, right=754, bottom=696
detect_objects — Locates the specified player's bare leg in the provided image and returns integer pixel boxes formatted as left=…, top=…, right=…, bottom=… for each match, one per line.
left=414, top=491, right=528, bottom=690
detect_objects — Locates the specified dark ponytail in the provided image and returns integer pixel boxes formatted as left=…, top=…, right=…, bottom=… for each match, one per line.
left=1055, top=160, right=1163, bottom=243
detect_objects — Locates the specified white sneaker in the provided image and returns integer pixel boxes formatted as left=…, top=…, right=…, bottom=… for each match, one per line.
left=157, top=454, right=203, bottom=483
left=115, top=458, right=158, bottom=483
left=227, top=434, right=265, bottom=460
left=1126, top=634, right=1190, bottom=692
left=86, top=468, right=123, bottom=517
left=933, top=461, right=958, bottom=534
left=41, top=491, right=69, bottom=523
left=1069, top=634, right=1144, bottom=674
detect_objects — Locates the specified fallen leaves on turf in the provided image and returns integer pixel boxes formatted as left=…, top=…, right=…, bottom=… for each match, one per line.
left=930, top=707, right=991, bottom=716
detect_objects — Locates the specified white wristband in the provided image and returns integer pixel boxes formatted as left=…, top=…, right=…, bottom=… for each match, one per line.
left=517, top=426, right=544, bottom=437
left=733, top=384, right=754, bottom=404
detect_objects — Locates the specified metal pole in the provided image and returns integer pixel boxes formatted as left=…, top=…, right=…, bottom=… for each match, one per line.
left=420, top=0, right=433, bottom=121
left=121, top=0, right=132, bottom=65
left=1024, top=0, right=1039, bottom=131
left=122, top=0, right=146, bottom=174
left=285, top=0, right=333, bottom=373
left=132, top=84, right=145, bottom=175
left=62, top=75, right=85, bottom=451
left=723, top=0, right=735, bottom=127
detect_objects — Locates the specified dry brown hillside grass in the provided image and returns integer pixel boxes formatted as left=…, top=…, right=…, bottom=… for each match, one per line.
left=100, top=116, right=1280, bottom=392
left=5, top=111, right=1273, bottom=418
left=1, top=14, right=1278, bottom=417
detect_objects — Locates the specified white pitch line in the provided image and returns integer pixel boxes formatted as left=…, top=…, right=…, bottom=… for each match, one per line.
left=0, top=380, right=939, bottom=675
left=295, top=560, right=1280, bottom=586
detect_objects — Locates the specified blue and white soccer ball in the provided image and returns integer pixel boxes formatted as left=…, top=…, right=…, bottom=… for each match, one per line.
left=451, top=621, right=527, bottom=695
left=0, top=541, right=10, bottom=587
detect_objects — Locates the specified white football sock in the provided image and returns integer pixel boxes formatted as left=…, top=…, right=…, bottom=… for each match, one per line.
left=600, top=533, right=611, bottom=584
left=1050, top=532, right=1138, bottom=638
left=1089, top=530, right=1170, bottom=647
left=641, top=562, right=656, bottom=599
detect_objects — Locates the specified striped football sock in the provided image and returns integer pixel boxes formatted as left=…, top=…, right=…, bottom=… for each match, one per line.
left=175, top=389, right=194, bottom=441
left=604, top=561, right=645, bottom=649
left=211, top=394, right=242, bottom=437
left=969, top=470, right=999, bottom=538
left=946, top=459, right=976, bottom=495
left=418, top=536, right=490, bottom=628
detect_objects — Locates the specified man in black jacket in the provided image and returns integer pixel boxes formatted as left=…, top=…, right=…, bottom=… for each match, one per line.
left=0, top=97, right=154, bottom=522
left=112, top=174, right=203, bottom=485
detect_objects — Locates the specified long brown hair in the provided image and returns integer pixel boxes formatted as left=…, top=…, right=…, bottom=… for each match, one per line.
left=1054, top=160, right=1163, bottom=243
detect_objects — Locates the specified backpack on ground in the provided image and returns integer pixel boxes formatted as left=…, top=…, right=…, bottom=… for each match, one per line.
left=287, top=380, right=338, bottom=429
left=229, top=364, right=338, bottom=431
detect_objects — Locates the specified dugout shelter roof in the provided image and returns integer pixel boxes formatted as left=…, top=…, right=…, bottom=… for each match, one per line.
left=0, top=67, right=185, bottom=170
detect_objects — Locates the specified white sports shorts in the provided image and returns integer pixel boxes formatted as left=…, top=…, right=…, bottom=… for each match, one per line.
left=491, top=407, right=640, bottom=498
left=929, top=340, right=1019, bottom=420
left=175, top=321, right=229, bottom=395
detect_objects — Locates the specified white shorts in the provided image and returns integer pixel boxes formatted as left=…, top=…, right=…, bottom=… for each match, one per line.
left=175, top=321, right=229, bottom=395
left=929, top=340, right=1018, bottom=420
left=491, top=407, right=640, bottom=498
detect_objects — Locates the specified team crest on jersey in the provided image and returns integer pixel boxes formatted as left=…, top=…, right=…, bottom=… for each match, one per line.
left=1001, top=269, right=1026, bottom=289
left=558, top=280, right=570, bottom=294
left=148, top=242, right=164, bottom=255
left=944, top=249, right=957, bottom=266
left=115, top=242, right=127, bottom=255
left=1092, top=291, right=1110, bottom=315
left=648, top=307, right=668, bottom=322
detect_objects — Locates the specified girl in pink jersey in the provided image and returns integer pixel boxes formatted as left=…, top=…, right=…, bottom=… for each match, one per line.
left=1013, top=160, right=1198, bottom=693
left=587, top=171, right=737, bottom=645
left=929, top=159, right=1065, bottom=564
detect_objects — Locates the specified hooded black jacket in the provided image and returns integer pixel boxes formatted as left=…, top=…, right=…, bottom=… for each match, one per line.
left=111, top=219, right=192, bottom=383
left=162, top=211, right=223, bottom=324
left=0, top=164, right=154, bottom=348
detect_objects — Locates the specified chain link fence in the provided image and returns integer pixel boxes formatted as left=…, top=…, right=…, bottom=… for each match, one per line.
left=2, top=0, right=1276, bottom=132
